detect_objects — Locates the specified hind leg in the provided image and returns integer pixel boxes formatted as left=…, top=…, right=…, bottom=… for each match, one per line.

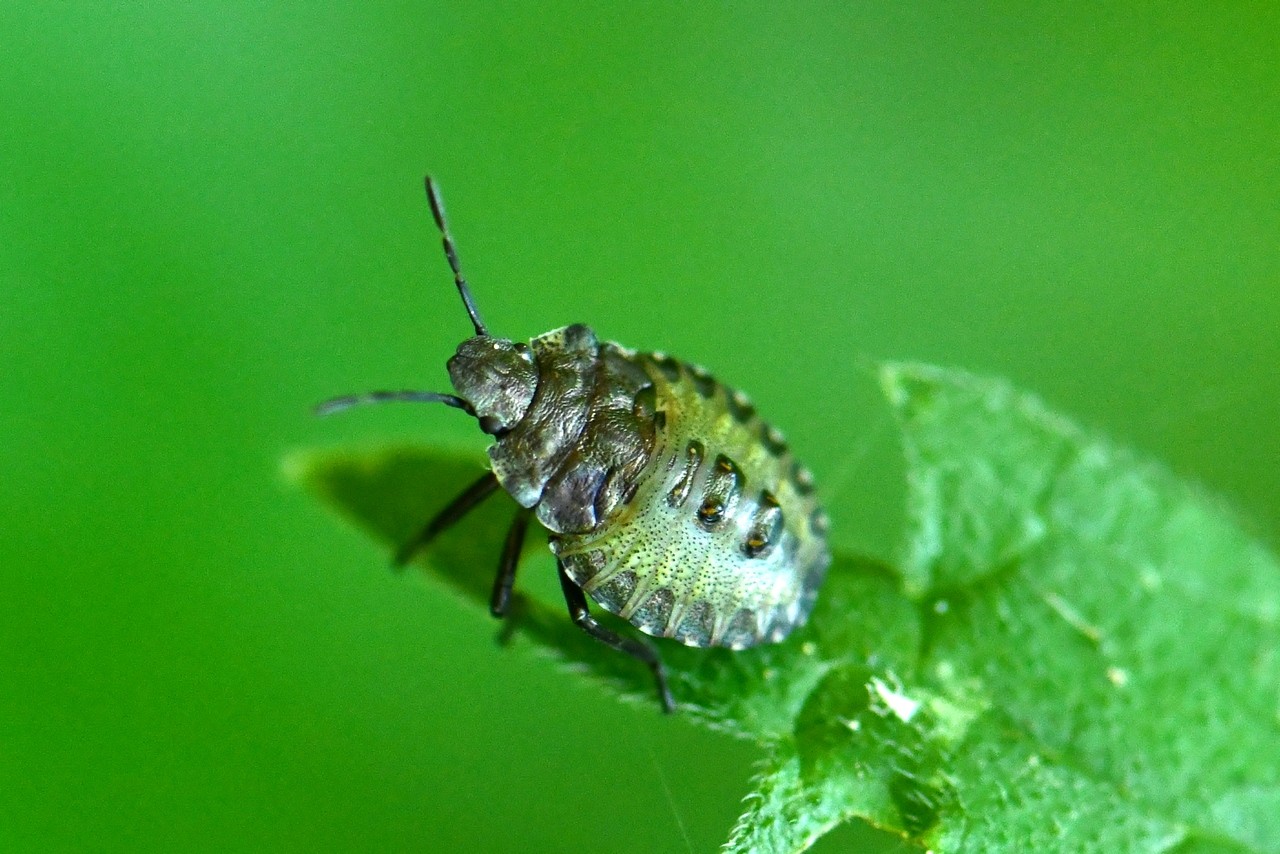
left=557, top=561, right=675, bottom=713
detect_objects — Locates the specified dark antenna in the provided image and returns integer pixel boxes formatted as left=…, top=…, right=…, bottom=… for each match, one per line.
left=314, top=390, right=474, bottom=417
left=425, top=176, right=487, bottom=337
left=313, top=178, right=485, bottom=422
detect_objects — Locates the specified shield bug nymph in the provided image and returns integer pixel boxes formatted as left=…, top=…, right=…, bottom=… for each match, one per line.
left=318, top=177, right=830, bottom=712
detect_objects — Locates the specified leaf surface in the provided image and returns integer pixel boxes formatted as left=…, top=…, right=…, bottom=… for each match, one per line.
left=287, top=364, right=1280, bottom=852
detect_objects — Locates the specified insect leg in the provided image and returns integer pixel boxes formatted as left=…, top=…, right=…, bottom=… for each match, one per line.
left=394, top=471, right=501, bottom=567
left=557, top=561, right=675, bottom=713
left=490, top=507, right=532, bottom=618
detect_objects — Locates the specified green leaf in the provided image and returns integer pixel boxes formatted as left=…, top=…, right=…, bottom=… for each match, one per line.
left=286, top=364, right=1280, bottom=853
left=883, top=363, right=1280, bottom=853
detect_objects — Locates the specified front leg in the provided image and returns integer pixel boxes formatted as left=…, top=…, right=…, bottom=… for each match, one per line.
left=394, top=471, right=500, bottom=567
left=557, top=561, right=675, bottom=713
left=491, top=507, right=532, bottom=618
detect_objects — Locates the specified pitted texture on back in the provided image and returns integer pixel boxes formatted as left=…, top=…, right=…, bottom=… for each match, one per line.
left=486, top=325, right=658, bottom=534
left=446, top=337, right=537, bottom=434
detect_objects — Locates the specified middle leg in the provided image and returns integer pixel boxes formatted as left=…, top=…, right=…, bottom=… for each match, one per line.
left=490, top=507, right=533, bottom=618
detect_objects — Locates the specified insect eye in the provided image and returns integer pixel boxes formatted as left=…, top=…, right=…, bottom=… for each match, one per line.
left=478, top=415, right=509, bottom=436
left=698, top=499, right=724, bottom=525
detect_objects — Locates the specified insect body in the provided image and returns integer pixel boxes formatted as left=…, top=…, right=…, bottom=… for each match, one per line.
left=319, top=178, right=830, bottom=712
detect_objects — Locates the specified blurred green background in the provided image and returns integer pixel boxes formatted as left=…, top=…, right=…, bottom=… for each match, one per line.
left=2, top=4, right=1277, bottom=851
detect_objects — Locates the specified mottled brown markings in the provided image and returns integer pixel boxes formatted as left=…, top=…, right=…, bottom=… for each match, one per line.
left=634, top=587, right=674, bottom=632
left=594, top=569, right=638, bottom=614
left=668, top=440, right=705, bottom=508
left=674, top=600, right=714, bottom=647
left=725, top=608, right=759, bottom=648
left=563, top=548, right=607, bottom=585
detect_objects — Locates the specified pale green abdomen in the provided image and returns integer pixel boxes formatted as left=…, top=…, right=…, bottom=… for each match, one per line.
left=552, top=351, right=829, bottom=649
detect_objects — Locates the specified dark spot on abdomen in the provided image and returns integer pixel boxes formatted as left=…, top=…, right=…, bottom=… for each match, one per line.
left=759, top=422, right=788, bottom=457
left=688, top=365, right=718, bottom=399
left=646, top=352, right=681, bottom=383
left=726, top=388, right=756, bottom=424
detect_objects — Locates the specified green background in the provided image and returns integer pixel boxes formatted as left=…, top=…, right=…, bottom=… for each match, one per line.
left=3, top=4, right=1276, bottom=851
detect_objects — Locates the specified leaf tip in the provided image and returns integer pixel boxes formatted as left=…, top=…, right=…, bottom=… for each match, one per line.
left=878, top=362, right=947, bottom=422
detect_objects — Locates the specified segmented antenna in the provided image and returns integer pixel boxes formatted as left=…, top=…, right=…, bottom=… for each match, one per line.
left=314, top=390, right=474, bottom=417
left=425, top=176, right=488, bottom=337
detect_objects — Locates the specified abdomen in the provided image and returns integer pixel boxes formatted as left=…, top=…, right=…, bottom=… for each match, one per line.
left=552, top=349, right=830, bottom=649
